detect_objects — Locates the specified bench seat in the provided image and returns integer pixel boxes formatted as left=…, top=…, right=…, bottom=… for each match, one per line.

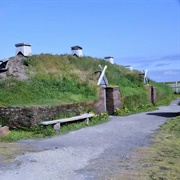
left=40, top=113, right=94, bottom=131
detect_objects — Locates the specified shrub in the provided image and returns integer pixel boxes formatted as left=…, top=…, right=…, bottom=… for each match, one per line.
left=31, top=124, right=56, bottom=137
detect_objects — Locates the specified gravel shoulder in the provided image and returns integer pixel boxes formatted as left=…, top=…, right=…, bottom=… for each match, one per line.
left=0, top=98, right=179, bottom=180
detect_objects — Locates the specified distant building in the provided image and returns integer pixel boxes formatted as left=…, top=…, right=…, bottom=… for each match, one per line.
left=15, top=43, right=32, bottom=56
left=71, top=46, right=83, bottom=57
left=104, top=56, right=114, bottom=64
left=124, top=65, right=133, bottom=71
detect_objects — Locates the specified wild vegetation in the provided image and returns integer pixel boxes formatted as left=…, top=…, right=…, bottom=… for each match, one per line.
left=0, top=54, right=174, bottom=107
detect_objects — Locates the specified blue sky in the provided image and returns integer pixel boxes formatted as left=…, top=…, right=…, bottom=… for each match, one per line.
left=0, top=0, right=179, bottom=82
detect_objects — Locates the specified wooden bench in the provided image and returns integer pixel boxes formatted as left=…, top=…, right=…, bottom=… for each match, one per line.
left=40, top=113, right=94, bottom=131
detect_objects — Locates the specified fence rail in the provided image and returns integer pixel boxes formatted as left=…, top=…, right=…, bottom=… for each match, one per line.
left=167, top=83, right=180, bottom=94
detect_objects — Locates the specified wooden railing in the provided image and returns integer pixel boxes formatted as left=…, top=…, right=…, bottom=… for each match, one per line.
left=167, top=82, right=180, bottom=94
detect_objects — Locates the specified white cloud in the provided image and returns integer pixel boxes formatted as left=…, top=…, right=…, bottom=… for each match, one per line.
left=118, top=54, right=180, bottom=72
left=164, top=70, right=180, bottom=76
left=148, top=69, right=180, bottom=82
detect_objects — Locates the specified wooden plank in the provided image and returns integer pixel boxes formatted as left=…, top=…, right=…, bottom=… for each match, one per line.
left=98, top=65, right=108, bottom=86
left=97, top=65, right=107, bottom=86
left=40, top=113, right=94, bottom=125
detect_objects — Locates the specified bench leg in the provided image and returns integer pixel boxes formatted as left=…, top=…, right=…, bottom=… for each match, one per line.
left=53, top=122, right=61, bottom=131
left=84, top=118, right=89, bottom=125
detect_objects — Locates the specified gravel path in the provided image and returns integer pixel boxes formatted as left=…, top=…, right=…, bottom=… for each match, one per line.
left=0, top=99, right=179, bottom=180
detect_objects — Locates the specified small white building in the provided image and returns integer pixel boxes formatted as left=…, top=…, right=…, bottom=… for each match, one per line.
left=124, top=65, right=133, bottom=71
left=104, top=56, right=114, bottom=64
left=71, top=46, right=83, bottom=57
left=15, top=43, right=32, bottom=56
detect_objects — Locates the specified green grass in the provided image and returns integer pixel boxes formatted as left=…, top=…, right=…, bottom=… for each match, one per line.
left=0, top=131, right=34, bottom=142
left=0, top=75, right=98, bottom=106
left=0, top=53, right=166, bottom=107
left=142, top=116, right=180, bottom=180
left=150, top=80, right=175, bottom=105
left=0, top=53, right=175, bottom=115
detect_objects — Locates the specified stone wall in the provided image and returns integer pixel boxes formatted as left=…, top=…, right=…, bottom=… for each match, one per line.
left=94, top=87, right=106, bottom=114
left=0, top=88, right=107, bottom=129
left=106, top=86, right=121, bottom=115
left=0, top=102, right=94, bottom=129
left=94, top=86, right=121, bottom=115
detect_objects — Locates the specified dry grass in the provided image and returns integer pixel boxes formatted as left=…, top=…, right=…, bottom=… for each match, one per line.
left=98, top=116, right=180, bottom=180
left=0, top=142, right=35, bottom=163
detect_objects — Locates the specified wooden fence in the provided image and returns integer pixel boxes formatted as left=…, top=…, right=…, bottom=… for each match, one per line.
left=167, top=82, right=180, bottom=94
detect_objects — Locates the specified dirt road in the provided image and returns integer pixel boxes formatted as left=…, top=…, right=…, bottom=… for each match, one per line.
left=0, top=98, right=179, bottom=180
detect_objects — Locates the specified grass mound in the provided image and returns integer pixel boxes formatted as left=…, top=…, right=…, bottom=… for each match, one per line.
left=0, top=54, right=174, bottom=107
